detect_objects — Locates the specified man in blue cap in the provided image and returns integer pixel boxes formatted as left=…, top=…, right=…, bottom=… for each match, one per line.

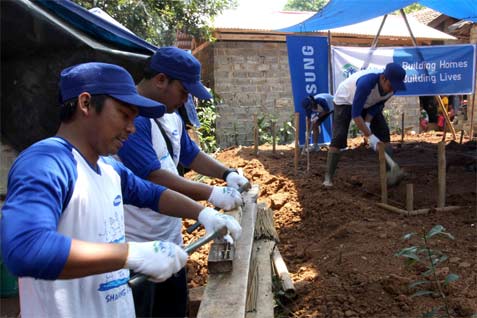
left=118, top=46, right=250, bottom=317
left=323, top=62, right=406, bottom=187
left=1, top=62, right=242, bottom=318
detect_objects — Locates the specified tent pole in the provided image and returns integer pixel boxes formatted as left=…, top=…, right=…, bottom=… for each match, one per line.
left=362, top=15, right=387, bottom=69
left=328, top=30, right=334, bottom=93
left=400, top=9, right=418, bottom=46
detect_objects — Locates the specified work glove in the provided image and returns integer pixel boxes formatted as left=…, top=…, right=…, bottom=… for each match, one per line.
left=198, top=207, right=242, bottom=243
left=208, top=186, right=243, bottom=210
left=368, top=134, right=380, bottom=151
left=125, top=241, right=188, bottom=282
left=226, top=171, right=249, bottom=190
left=310, top=113, right=319, bottom=124
left=365, top=121, right=371, bottom=132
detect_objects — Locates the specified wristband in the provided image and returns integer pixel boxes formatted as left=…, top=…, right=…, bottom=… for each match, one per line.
left=222, top=168, right=238, bottom=181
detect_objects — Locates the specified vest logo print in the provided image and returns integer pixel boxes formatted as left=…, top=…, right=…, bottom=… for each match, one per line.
left=113, top=195, right=122, bottom=206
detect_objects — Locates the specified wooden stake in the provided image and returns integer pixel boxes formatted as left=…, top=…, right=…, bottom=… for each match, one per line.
left=272, top=247, right=296, bottom=299
left=441, top=120, right=447, bottom=142
left=253, top=114, right=258, bottom=156
left=406, top=184, right=413, bottom=213
left=305, top=118, right=310, bottom=173
left=460, top=130, right=464, bottom=144
left=294, top=113, right=299, bottom=175
left=378, top=143, right=387, bottom=204
left=401, top=113, right=405, bottom=143
left=435, top=96, right=457, bottom=139
left=470, top=93, right=476, bottom=139
left=271, top=121, right=276, bottom=154
left=437, top=141, right=446, bottom=208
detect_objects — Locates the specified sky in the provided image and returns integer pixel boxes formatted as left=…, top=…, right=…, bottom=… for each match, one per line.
left=237, top=0, right=289, bottom=12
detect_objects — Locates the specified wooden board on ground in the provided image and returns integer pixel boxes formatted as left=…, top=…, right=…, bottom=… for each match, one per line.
left=197, top=185, right=259, bottom=318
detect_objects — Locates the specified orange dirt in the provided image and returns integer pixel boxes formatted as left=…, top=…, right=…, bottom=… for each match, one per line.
left=184, top=132, right=476, bottom=318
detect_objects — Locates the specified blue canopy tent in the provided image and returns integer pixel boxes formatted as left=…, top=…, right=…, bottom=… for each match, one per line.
left=279, top=0, right=477, bottom=32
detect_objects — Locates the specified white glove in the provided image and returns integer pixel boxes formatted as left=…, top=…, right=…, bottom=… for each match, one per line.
left=226, top=171, right=249, bottom=190
left=365, top=121, right=371, bottom=132
left=310, top=113, right=319, bottom=124
left=125, top=241, right=188, bottom=282
left=368, top=134, right=380, bottom=151
left=208, top=186, right=243, bottom=210
left=198, top=207, right=242, bottom=242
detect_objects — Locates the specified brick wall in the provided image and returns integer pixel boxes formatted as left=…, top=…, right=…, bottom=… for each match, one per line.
left=197, top=41, right=420, bottom=148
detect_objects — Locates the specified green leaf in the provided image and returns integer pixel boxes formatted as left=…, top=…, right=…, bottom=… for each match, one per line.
left=403, top=232, right=417, bottom=240
left=444, top=273, right=459, bottom=285
left=410, top=290, right=436, bottom=298
left=409, top=280, right=431, bottom=289
left=395, top=246, right=418, bottom=260
left=426, top=225, right=445, bottom=239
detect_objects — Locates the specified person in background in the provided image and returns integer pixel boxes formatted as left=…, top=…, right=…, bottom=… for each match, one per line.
left=301, top=93, right=334, bottom=152
left=117, top=47, right=249, bottom=317
left=323, top=62, right=406, bottom=187
left=1, top=62, right=241, bottom=318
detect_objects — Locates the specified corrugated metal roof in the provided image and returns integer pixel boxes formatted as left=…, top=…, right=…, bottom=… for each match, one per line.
left=213, top=10, right=456, bottom=40
left=410, top=8, right=442, bottom=25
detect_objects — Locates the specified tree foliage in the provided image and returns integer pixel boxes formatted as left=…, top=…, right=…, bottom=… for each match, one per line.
left=403, top=3, right=425, bottom=14
left=283, top=0, right=329, bottom=12
left=73, top=0, right=237, bottom=46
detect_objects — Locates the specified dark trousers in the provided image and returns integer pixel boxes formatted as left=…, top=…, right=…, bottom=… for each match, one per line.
left=330, top=104, right=390, bottom=149
left=131, top=268, right=188, bottom=318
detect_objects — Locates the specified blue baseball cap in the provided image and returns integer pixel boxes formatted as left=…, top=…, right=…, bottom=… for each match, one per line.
left=149, top=47, right=212, bottom=100
left=60, top=62, right=166, bottom=118
left=383, top=63, right=407, bottom=92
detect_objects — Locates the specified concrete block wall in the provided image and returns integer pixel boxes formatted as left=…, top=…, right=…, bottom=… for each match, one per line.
left=206, top=41, right=294, bottom=147
left=385, top=96, right=420, bottom=133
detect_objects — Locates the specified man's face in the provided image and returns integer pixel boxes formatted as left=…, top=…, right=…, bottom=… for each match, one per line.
left=161, top=78, right=189, bottom=113
left=87, top=97, right=138, bottom=156
left=380, top=76, right=394, bottom=94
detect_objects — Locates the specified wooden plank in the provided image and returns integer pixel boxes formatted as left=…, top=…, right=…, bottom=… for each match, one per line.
left=376, top=202, right=462, bottom=216
left=406, top=184, right=414, bottom=212
left=294, top=113, right=299, bottom=175
left=378, top=143, right=387, bottom=204
left=245, top=240, right=275, bottom=318
left=197, top=185, right=259, bottom=318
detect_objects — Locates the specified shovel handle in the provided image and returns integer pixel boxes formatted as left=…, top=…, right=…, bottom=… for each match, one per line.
left=128, top=228, right=226, bottom=288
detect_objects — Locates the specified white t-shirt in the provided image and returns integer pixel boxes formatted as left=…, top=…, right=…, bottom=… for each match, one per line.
left=123, top=114, right=184, bottom=244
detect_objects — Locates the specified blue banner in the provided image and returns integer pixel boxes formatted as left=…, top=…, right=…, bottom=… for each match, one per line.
left=332, top=44, right=476, bottom=96
left=286, top=35, right=330, bottom=145
left=395, top=45, right=476, bottom=96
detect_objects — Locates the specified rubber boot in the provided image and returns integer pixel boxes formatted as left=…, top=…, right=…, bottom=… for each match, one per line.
left=323, top=151, right=341, bottom=187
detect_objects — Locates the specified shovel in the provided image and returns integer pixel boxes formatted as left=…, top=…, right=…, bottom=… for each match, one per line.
left=384, top=152, right=404, bottom=186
